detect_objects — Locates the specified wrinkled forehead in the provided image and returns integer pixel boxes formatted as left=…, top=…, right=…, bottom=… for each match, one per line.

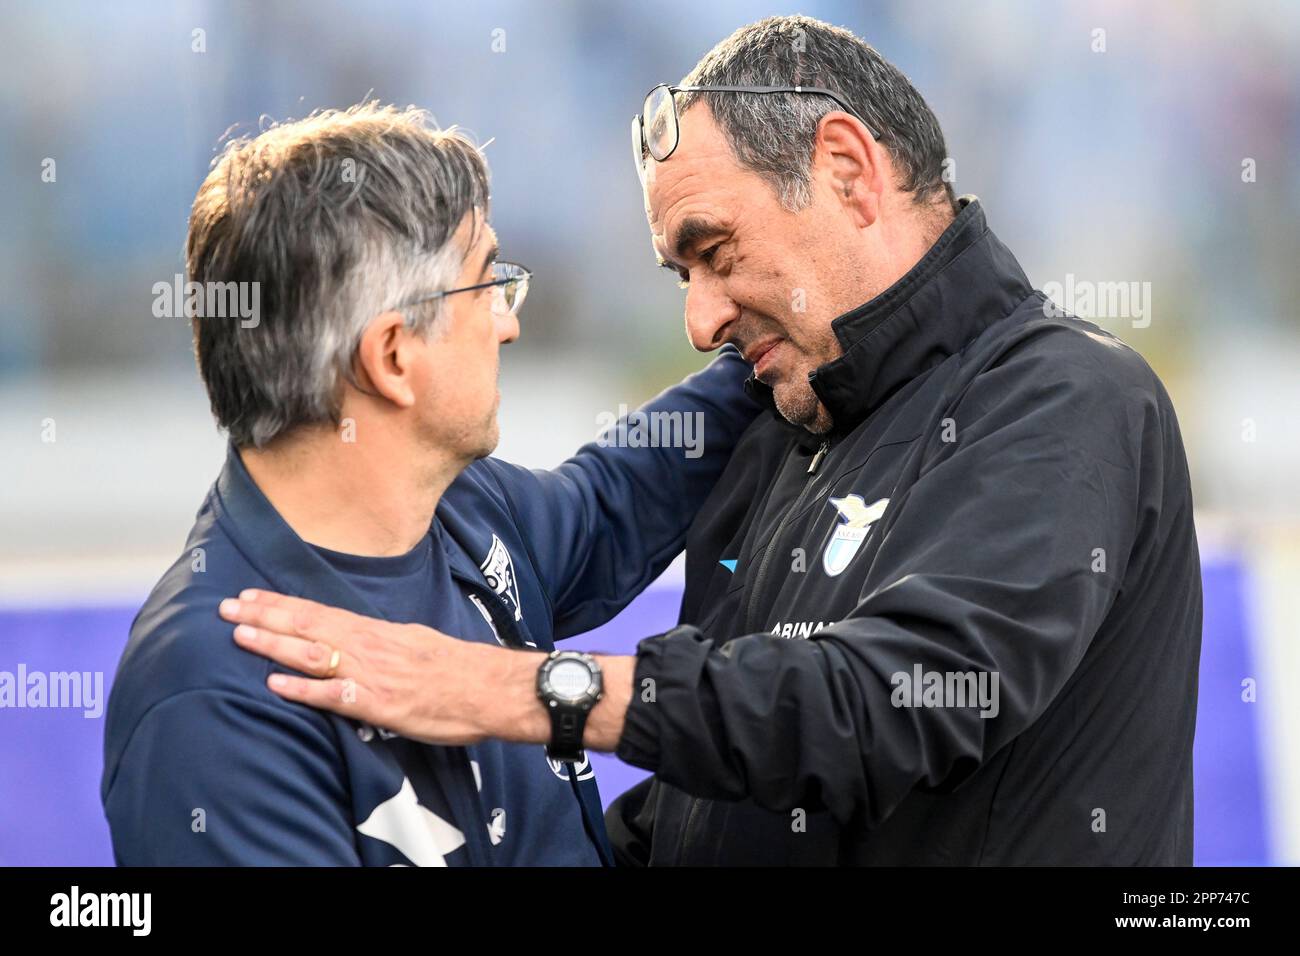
left=644, top=105, right=746, bottom=261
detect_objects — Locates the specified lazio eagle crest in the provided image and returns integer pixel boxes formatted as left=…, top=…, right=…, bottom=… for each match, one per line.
left=822, top=495, right=889, bottom=577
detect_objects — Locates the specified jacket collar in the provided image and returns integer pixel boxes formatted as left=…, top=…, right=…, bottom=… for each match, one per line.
left=213, top=443, right=394, bottom=618
left=212, top=444, right=485, bottom=613
left=744, top=197, right=1034, bottom=440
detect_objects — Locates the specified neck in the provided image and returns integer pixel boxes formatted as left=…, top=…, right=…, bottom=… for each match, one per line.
left=240, top=421, right=463, bottom=557
left=875, top=198, right=954, bottom=291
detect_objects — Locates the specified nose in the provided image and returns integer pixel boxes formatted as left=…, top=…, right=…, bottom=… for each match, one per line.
left=496, top=309, right=520, bottom=345
left=684, top=274, right=740, bottom=352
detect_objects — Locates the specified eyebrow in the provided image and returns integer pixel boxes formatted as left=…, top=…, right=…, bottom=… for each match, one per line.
left=672, top=216, right=725, bottom=261
left=656, top=215, right=726, bottom=271
left=478, top=242, right=499, bottom=280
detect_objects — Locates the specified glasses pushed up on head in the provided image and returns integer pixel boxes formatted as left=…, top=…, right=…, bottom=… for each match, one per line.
left=398, top=260, right=532, bottom=318
left=630, top=83, right=883, bottom=187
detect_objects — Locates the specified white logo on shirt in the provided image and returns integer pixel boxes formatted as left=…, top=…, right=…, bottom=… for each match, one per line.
left=479, top=533, right=523, bottom=622
left=356, top=776, right=465, bottom=867
left=355, top=722, right=399, bottom=742
left=546, top=749, right=595, bottom=781
left=488, top=807, right=507, bottom=845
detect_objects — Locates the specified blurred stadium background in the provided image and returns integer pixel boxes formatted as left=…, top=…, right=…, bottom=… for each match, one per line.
left=2, top=0, right=1298, bottom=865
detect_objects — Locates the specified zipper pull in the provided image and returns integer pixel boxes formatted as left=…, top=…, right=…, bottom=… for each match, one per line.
left=807, top=440, right=830, bottom=475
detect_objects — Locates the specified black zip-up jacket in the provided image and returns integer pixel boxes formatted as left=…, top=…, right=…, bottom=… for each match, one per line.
left=606, top=197, right=1202, bottom=865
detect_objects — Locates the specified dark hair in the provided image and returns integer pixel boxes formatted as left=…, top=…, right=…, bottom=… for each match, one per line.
left=679, top=15, right=956, bottom=211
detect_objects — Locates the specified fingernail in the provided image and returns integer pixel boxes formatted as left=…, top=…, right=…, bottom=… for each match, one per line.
left=268, top=674, right=287, bottom=689
left=219, top=599, right=241, bottom=616
left=234, top=624, right=257, bottom=643
left=240, top=589, right=260, bottom=601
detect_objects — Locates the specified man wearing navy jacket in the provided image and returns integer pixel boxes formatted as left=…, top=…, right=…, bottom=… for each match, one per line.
left=100, top=102, right=758, bottom=865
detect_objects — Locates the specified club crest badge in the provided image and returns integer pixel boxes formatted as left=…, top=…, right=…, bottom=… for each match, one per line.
left=546, top=749, right=595, bottom=782
left=822, top=495, right=889, bottom=577
left=480, top=533, right=523, bottom=621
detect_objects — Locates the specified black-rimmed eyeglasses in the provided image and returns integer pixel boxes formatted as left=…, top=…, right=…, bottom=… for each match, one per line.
left=394, top=261, right=532, bottom=318
left=630, top=83, right=883, bottom=185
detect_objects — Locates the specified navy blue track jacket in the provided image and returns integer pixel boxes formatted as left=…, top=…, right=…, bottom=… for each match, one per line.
left=101, top=348, right=759, bottom=865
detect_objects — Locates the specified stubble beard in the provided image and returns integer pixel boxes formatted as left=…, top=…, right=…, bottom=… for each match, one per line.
left=771, top=375, right=834, bottom=435
left=475, top=397, right=501, bottom=460
left=764, top=331, right=838, bottom=436
left=738, top=307, right=840, bottom=435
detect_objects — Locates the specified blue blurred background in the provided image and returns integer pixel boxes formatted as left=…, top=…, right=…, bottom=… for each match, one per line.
left=2, top=0, right=1298, bottom=865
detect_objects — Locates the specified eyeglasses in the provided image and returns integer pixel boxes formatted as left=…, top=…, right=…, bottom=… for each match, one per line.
left=631, top=83, right=883, bottom=186
left=395, top=260, right=532, bottom=317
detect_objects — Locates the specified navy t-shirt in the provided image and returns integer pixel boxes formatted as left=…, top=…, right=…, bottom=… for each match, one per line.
left=311, top=524, right=601, bottom=866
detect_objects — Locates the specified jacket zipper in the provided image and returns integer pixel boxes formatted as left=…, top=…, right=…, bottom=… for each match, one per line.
left=449, top=568, right=614, bottom=867
left=448, top=567, right=528, bottom=649
left=807, top=439, right=830, bottom=474
left=741, top=438, right=831, bottom=635
left=442, top=572, right=526, bottom=865
left=680, top=792, right=708, bottom=860
left=680, top=437, right=831, bottom=860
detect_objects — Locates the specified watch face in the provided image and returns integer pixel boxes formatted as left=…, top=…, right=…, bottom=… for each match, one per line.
left=548, top=659, right=594, bottom=702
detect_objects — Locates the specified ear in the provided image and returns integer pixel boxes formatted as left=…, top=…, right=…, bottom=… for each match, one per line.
left=353, top=310, right=418, bottom=409
left=811, top=112, right=887, bottom=228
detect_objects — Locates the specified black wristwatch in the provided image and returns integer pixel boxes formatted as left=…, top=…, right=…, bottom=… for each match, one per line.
left=536, top=651, right=603, bottom=763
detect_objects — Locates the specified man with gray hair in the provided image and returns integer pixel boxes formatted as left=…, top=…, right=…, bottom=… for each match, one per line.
left=221, top=17, right=1201, bottom=866
left=101, top=102, right=759, bottom=865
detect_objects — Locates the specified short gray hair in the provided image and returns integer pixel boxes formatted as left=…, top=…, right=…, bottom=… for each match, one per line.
left=678, top=15, right=956, bottom=211
left=186, top=101, right=490, bottom=448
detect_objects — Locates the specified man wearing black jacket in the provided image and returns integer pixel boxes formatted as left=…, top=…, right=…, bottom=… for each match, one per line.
left=220, top=15, right=1201, bottom=866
